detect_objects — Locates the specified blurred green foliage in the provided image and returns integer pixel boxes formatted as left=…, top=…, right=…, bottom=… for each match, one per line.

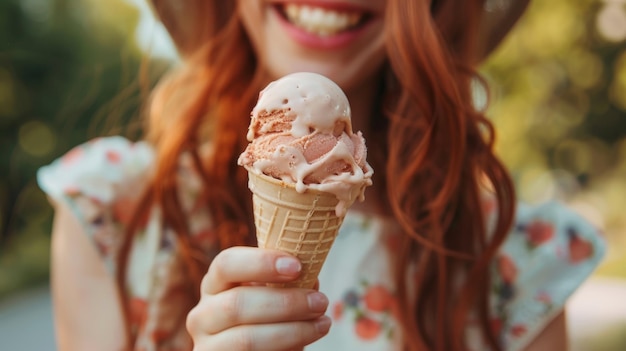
left=485, top=0, right=626, bottom=187
left=482, top=0, right=626, bottom=273
left=0, top=0, right=625, bottom=301
left=0, top=0, right=167, bottom=298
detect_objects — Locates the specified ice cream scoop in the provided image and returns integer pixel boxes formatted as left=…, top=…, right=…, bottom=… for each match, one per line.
left=238, top=72, right=373, bottom=215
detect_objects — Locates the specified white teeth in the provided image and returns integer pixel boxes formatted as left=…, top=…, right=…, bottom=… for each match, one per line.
left=283, top=4, right=364, bottom=36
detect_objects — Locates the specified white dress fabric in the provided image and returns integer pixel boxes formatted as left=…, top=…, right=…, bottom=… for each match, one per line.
left=38, top=136, right=606, bottom=351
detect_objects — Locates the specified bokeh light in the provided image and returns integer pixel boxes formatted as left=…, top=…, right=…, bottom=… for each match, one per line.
left=18, top=121, right=56, bottom=158
left=567, top=49, right=605, bottom=90
left=597, top=1, right=626, bottom=43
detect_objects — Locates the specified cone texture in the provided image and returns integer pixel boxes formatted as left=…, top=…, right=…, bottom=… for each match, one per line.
left=249, top=172, right=349, bottom=289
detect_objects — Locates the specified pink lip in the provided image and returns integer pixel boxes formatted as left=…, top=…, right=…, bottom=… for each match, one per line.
left=270, top=4, right=377, bottom=50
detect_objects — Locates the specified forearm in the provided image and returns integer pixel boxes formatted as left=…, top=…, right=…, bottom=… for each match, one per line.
left=521, top=310, right=568, bottom=351
left=51, top=203, right=127, bottom=350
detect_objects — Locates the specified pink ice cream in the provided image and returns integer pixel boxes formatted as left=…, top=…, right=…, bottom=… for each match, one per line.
left=238, top=72, right=373, bottom=214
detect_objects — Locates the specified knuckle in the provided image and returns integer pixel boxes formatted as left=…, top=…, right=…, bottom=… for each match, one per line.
left=280, top=292, right=299, bottom=313
left=296, top=320, right=324, bottom=346
left=272, top=322, right=313, bottom=350
left=186, top=305, right=201, bottom=336
left=220, top=290, right=244, bottom=324
left=234, top=328, right=254, bottom=351
left=210, top=251, right=229, bottom=279
left=199, top=271, right=210, bottom=291
left=294, top=322, right=311, bottom=344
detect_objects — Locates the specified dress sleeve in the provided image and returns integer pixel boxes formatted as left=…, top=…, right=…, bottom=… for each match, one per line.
left=37, top=136, right=155, bottom=273
left=490, top=201, right=607, bottom=351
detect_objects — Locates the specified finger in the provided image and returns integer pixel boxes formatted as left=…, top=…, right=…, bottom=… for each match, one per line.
left=191, top=286, right=328, bottom=334
left=202, top=247, right=302, bottom=295
left=198, top=316, right=331, bottom=351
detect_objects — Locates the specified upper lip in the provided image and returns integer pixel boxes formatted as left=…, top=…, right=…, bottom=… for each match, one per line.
left=267, top=0, right=382, bottom=15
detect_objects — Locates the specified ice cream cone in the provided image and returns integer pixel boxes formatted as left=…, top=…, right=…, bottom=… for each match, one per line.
left=248, top=171, right=358, bottom=289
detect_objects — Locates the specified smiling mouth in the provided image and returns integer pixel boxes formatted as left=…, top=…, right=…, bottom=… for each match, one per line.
left=276, top=3, right=372, bottom=37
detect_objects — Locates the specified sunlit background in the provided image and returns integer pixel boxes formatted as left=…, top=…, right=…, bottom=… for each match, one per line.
left=0, top=0, right=625, bottom=350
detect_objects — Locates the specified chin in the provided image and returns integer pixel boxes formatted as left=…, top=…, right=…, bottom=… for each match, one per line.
left=265, top=59, right=383, bottom=94
left=241, top=1, right=387, bottom=93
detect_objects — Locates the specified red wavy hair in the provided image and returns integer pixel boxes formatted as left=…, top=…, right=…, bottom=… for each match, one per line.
left=118, top=0, right=516, bottom=349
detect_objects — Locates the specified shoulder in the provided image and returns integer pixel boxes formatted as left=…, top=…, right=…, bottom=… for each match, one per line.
left=38, top=136, right=156, bottom=271
left=490, top=200, right=607, bottom=350
left=38, top=136, right=155, bottom=205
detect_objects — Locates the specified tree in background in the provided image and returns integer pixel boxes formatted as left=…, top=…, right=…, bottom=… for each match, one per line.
left=482, top=0, right=626, bottom=275
left=0, top=0, right=167, bottom=298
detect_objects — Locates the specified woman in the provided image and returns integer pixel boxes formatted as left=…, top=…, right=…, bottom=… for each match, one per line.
left=39, top=0, right=605, bottom=350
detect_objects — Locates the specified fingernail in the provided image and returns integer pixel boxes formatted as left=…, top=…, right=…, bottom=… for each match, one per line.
left=307, top=292, right=328, bottom=312
left=315, top=316, right=331, bottom=334
left=275, top=257, right=301, bottom=275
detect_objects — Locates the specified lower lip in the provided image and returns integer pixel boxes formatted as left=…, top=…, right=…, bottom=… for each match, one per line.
left=272, top=7, right=373, bottom=50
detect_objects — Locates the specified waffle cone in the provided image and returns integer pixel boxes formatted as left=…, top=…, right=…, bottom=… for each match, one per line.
left=248, top=172, right=357, bottom=289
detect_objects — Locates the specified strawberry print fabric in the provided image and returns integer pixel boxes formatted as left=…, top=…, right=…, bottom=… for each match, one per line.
left=38, top=137, right=606, bottom=350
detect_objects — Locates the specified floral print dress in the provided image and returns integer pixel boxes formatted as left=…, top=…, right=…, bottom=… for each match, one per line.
left=38, top=137, right=606, bottom=351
